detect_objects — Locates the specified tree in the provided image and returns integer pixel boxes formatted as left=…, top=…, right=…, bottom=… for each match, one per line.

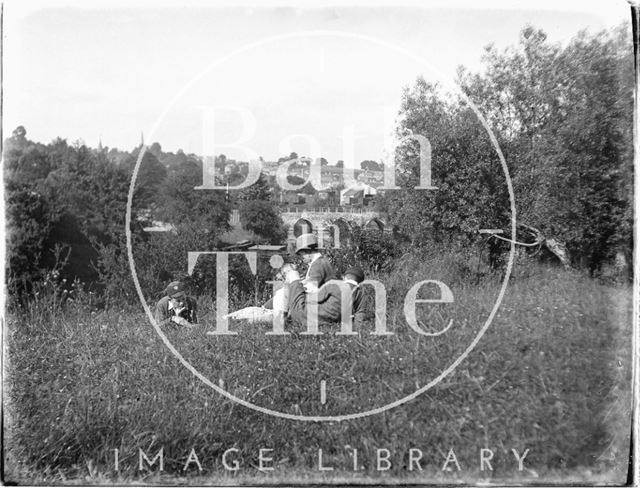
left=40, top=140, right=132, bottom=243
left=13, top=125, right=26, bottom=138
left=6, top=186, right=57, bottom=296
left=149, top=142, right=162, bottom=158
left=4, top=133, right=123, bottom=295
left=4, top=144, right=51, bottom=184
left=459, top=24, right=633, bottom=272
left=157, top=158, right=231, bottom=240
left=239, top=200, right=286, bottom=244
left=126, top=149, right=167, bottom=210
left=542, top=26, right=633, bottom=272
left=286, top=175, right=316, bottom=195
left=382, top=77, right=510, bottom=248
left=458, top=26, right=562, bottom=223
left=8, top=126, right=28, bottom=151
left=237, top=173, right=272, bottom=202
left=278, top=152, right=298, bottom=163
left=360, top=160, right=382, bottom=171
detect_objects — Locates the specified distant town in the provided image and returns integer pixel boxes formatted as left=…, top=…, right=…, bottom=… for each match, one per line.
left=140, top=152, right=389, bottom=249
left=219, top=155, right=385, bottom=208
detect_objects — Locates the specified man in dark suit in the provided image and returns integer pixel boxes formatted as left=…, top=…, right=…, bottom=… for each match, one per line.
left=287, top=266, right=367, bottom=328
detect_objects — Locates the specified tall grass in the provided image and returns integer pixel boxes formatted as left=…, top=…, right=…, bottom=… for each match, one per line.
left=4, top=258, right=632, bottom=484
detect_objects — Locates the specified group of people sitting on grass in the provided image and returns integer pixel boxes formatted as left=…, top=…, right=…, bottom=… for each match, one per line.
left=154, top=233, right=367, bottom=329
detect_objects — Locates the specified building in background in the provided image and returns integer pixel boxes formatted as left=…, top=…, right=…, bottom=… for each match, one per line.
left=340, top=182, right=377, bottom=207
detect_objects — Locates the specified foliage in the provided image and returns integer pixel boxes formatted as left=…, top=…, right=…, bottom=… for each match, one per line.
left=458, top=25, right=633, bottom=273
left=277, top=151, right=298, bottom=162
left=3, top=131, right=233, bottom=304
left=5, top=185, right=58, bottom=296
left=382, top=78, right=510, bottom=248
left=95, top=221, right=249, bottom=305
left=325, top=226, right=402, bottom=275
left=94, top=155, right=232, bottom=304
left=4, top=23, right=634, bottom=307
left=238, top=200, right=287, bottom=244
left=2, top=22, right=635, bottom=485
left=382, top=25, right=633, bottom=275
left=4, top=135, right=131, bottom=297
left=129, top=149, right=167, bottom=210
left=236, top=173, right=273, bottom=202
left=360, top=160, right=383, bottom=171
left=157, top=156, right=231, bottom=231
left=285, top=174, right=316, bottom=194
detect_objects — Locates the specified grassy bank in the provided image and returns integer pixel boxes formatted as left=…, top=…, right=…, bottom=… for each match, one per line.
left=4, top=263, right=632, bottom=484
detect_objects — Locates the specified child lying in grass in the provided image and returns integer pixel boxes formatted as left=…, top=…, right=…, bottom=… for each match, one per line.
left=155, top=281, right=198, bottom=327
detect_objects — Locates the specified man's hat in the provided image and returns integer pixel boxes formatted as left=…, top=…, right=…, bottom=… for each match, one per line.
left=344, top=266, right=365, bottom=284
left=295, top=233, right=318, bottom=254
left=164, top=281, right=186, bottom=298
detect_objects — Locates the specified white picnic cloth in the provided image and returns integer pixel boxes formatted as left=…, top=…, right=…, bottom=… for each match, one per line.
left=223, top=306, right=274, bottom=324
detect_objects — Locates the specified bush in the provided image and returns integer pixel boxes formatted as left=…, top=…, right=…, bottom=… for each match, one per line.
left=325, top=226, right=402, bottom=276
left=238, top=200, right=287, bottom=244
left=95, top=221, right=282, bottom=309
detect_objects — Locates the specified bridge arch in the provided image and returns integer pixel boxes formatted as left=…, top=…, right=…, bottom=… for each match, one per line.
left=328, top=218, right=352, bottom=248
left=280, top=208, right=386, bottom=247
left=293, top=218, right=313, bottom=237
left=365, top=217, right=385, bottom=232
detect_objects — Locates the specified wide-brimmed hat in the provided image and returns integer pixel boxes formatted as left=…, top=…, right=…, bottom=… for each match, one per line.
left=344, top=266, right=365, bottom=284
left=164, top=281, right=186, bottom=298
left=295, top=233, right=318, bottom=254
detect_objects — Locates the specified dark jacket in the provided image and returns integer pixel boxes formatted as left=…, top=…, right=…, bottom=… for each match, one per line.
left=288, top=279, right=366, bottom=328
left=155, top=296, right=198, bottom=327
left=303, top=255, right=336, bottom=289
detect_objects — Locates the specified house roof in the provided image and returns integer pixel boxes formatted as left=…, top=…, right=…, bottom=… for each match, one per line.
left=340, top=182, right=377, bottom=198
left=248, top=245, right=287, bottom=252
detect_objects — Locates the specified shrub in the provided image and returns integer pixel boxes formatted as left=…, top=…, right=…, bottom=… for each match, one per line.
left=238, top=200, right=287, bottom=244
left=325, top=226, right=402, bottom=276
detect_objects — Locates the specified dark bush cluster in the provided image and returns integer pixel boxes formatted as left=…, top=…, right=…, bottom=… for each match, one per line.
left=4, top=131, right=290, bottom=308
left=325, top=226, right=402, bottom=277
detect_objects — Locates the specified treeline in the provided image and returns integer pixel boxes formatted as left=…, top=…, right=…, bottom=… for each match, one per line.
left=381, top=25, right=633, bottom=275
left=5, top=25, right=633, bottom=305
left=5, top=131, right=228, bottom=301
left=4, top=124, right=299, bottom=304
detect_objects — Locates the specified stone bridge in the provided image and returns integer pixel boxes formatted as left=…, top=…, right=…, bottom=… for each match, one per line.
left=280, top=206, right=387, bottom=248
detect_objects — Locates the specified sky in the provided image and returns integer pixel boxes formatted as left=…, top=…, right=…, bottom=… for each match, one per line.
left=3, top=0, right=631, bottom=165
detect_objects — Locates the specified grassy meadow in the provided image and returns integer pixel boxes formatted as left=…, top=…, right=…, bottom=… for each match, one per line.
left=4, top=257, right=633, bottom=484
